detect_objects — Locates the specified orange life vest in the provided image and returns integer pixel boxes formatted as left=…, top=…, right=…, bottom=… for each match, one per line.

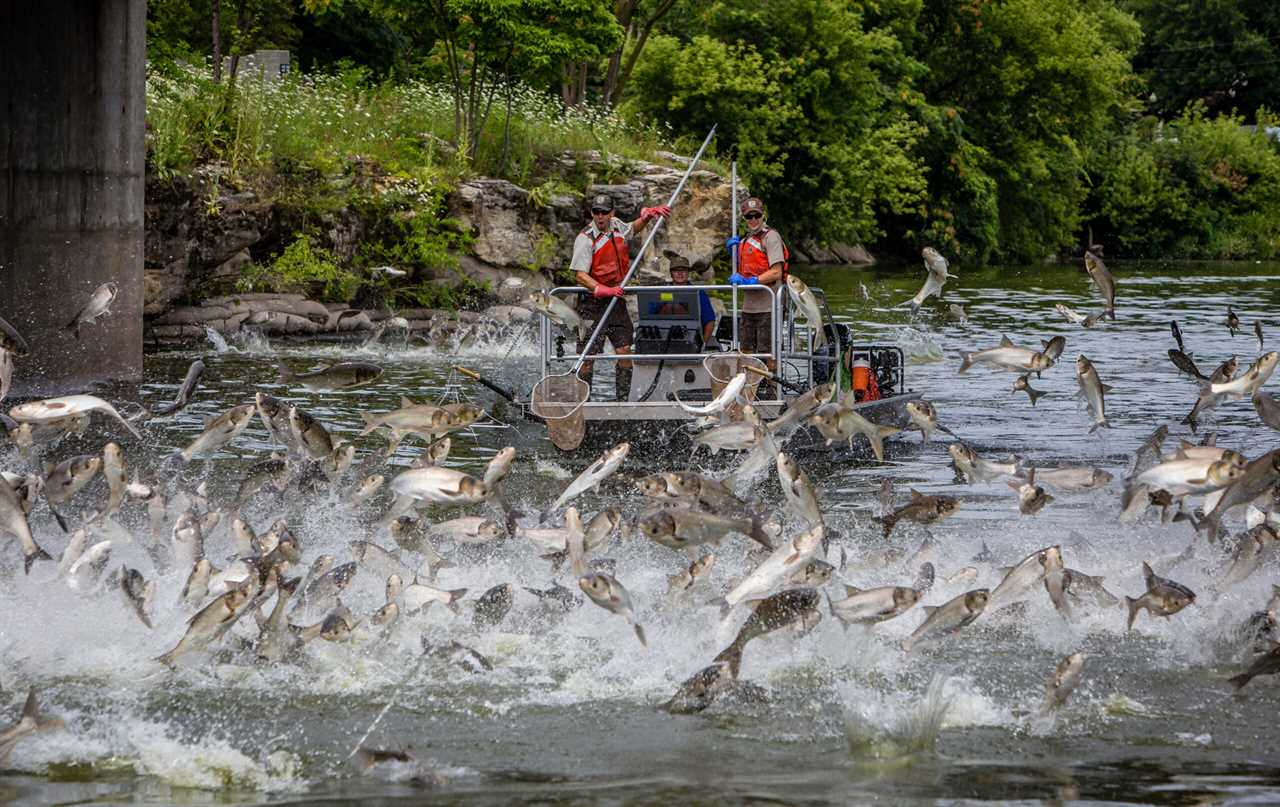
left=737, top=226, right=789, bottom=280
left=583, top=225, right=629, bottom=287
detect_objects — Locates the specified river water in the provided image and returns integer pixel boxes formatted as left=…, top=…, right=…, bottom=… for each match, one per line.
left=3, top=261, right=1280, bottom=805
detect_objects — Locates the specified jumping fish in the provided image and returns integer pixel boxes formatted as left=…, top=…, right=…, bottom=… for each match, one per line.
left=65, top=281, right=119, bottom=339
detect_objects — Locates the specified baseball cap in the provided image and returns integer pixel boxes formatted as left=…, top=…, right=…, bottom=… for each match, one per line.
left=668, top=256, right=691, bottom=272
left=589, top=194, right=614, bottom=212
left=740, top=197, right=765, bottom=216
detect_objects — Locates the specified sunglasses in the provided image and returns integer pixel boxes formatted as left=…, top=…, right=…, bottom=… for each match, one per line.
left=744, top=212, right=762, bottom=220
left=591, top=208, right=613, bottom=215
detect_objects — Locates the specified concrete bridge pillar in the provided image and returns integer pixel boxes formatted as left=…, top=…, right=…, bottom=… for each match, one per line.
left=1, top=0, right=146, bottom=396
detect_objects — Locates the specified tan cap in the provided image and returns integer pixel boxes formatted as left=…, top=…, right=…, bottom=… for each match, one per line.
left=668, top=255, right=691, bottom=272
left=740, top=197, right=765, bottom=216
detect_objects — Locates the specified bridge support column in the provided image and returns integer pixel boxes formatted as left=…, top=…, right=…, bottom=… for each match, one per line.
left=1, top=0, right=146, bottom=396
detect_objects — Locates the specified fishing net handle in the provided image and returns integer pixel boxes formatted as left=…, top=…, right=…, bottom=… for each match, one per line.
left=573, top=126, right=718, bottom=373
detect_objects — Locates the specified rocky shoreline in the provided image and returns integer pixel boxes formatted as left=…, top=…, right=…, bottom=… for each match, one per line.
left=143, top=152, right=873, bottom=345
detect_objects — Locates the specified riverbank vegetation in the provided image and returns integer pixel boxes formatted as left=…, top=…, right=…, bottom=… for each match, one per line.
left=147, top=0, right=1280, bottom=264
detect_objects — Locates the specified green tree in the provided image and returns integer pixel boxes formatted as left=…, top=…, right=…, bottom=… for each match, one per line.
left=625, top=0, right=928, bottom=246
left=368, top=0, right=621, bottom=160
left=902, top=0, right=1141, bottom=263
left=1123, top=0, right=1280, bottom=121
left=1087, top=106, right=1280, bottom=258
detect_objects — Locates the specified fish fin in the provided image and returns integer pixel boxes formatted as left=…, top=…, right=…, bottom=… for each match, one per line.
left=633, top=622, right=647, bottom=647
left=1228, top=672, right=1253, bottom=690
left=843, top=584, right=862, bottom=596
left=49, top=506, right=69, bottom=534
left=747, top=517, right=775, bottom=550
left=400, top=396, right=416, bottom=407
left=1089, top=420, right=1112, bottom=433
left=1027, top=388, right=1045, bottom=406
left=1101, top=384, right=1115, bottom=393
left=922, top=605, right=938, bottom=616
left=24, top=545, right=53, bottom=575
left=958, top=352, right=975, bottom=374
left=909, top=488, right=924, bottom=500
left=21, top=688, right=40, bottom=721
left=999, top=334, right=1014, bottom=347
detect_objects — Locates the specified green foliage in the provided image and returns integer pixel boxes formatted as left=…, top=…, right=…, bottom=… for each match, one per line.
left=1123, top=0, right=1280, bottom=122
left=392, top=277, right=491, bottom=310
left=524, top=232, right=560, bottom=273
left=1087, top=106, right=1280, bottom=258
left=625, top=0, right=929, bottom=246
left=904, top=0, right=1142, bottom=263
left=237, top=235, right=363, bottom=300
left=146, top=62, right=668, bottom=185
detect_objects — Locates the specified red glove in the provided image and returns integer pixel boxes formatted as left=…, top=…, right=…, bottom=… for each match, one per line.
left=640, top=205, right=671, bottom=222
left=592, top=285, right=624, bottom=298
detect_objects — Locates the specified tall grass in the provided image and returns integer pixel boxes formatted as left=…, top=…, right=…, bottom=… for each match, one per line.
left=146, top=62, right=675, bottom=186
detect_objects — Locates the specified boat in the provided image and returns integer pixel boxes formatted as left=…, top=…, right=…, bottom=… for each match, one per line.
left=479, top=281, right=915, bottom=450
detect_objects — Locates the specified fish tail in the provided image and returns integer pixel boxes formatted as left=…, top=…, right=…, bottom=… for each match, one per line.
left=712, top=596, right=732, bottom=621
left=357, top=410, right=381, bottom=437
left=875, top=515, right=896, bottom=539
left=23, top=545, right=52, bottom=575
left=1228, top=672, right=1253, bottom=690
left=1027, top=388, right=1045, bottom=406
left=1125, top=596, right=1141, bottom=631
left=713, top=639, right=744, bottom=678
left=446, top=588, right=468, bottom=615
left=866, top=430, right=888, bottom=462
left=1089, top=420, right=1112, bottom=434
left=748, top=517, right=775, bottom=550
left=959, top=352, right=975, bottom=374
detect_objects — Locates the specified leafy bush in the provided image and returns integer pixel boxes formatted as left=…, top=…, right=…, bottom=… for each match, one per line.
left=237, top=235, right=362, bottom=301
left=146, top=62, right=672, bottom=186
left=1087, top=106, right=1280, bottom=258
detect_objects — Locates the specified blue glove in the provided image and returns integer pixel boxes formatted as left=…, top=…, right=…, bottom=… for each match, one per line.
left=725, top=235, right=741, bottom=254
left=728, top=273, right=758, bottom=286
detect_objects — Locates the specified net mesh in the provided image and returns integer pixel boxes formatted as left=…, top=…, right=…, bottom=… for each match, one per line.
left=531, top=372, right=590, bottom=450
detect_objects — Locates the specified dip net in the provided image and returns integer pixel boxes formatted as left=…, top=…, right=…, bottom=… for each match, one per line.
left=531, top=372, right=589, bottom=451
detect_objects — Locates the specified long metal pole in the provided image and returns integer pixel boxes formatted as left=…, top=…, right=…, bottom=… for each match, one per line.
left=730, top=160, right=739, bottom=350
left=572, top=125, right=717, bottom=374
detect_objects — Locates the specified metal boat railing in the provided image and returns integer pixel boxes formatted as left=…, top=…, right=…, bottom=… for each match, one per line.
left=540, top=283, right=840, bottom=402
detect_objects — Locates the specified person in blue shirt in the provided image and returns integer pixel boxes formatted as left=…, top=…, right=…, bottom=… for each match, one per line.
left=667, top=255, right=718, bottom=349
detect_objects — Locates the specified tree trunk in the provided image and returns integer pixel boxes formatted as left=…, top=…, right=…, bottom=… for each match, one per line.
left=228, top=0, right=252, bottom=82
left=211, top=0, right=222, bottom=83
left=602, top=0, right=639, bottom=106
left=613, top=0, right=677, bottom=104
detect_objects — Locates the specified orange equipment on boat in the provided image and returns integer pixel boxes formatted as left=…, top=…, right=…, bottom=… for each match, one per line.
left=850, top=354, right=881, bottom=402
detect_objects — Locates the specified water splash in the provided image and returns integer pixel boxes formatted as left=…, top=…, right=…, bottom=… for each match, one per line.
left=842, top=672, right=954, bottom=760
left=896, top=326, right=945, bottom=364
left=204, top=326, right=235, bottom=353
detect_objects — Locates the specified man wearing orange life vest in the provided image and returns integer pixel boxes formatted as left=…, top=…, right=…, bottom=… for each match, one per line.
left=725, top=196, right=788, bottom=398
left=571, top=193, right=670, bottom=400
